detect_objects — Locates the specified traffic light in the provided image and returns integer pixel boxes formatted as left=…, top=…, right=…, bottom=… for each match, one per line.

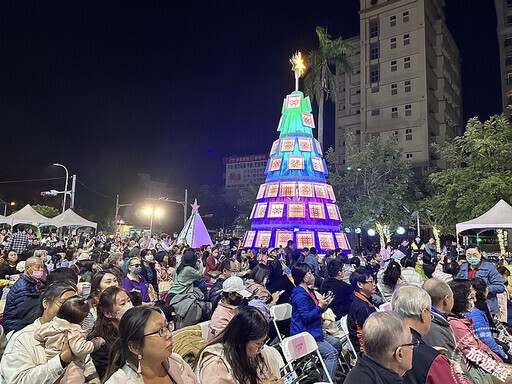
left=40, top=190, right=58, bottom=196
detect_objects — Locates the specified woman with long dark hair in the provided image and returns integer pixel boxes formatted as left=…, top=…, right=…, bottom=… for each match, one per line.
left=168, top=249, right=203, bottom=296
left=88, top=286, right=132, bottom=380
left=103, top=305, right=197, bottom=383
left=88, top=270, right=120, bottom=312
left=195, top=306, right=280, bottom=384
left=377, top=260, right=406, bottom=301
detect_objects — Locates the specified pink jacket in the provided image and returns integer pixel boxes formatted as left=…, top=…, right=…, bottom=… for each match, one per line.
left=245, top=280, right=271, bottom=303
left=34, top=317, right=102, bottom=384
left=448, top=314, right=501, bottom=370
left=210, top=301, right=238, bottom=336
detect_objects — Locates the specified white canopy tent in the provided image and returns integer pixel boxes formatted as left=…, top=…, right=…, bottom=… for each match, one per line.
left=3, top=204, right=56, bottom=227
left=51, top=209, right=97, bottom=229
left=0, top=215, right=8, bottom=225
left=456, top=199, right=512, bottom=234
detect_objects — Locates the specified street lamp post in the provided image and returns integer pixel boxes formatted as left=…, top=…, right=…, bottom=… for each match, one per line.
left=146, top=189, right=188, bottom=227
left=0, top=200, right=15, bottom=216
left=53, top=163, right=69, bottom=213
left=145, top=207, right=162, bottom=236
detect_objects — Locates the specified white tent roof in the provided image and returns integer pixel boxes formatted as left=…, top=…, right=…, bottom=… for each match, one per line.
left=4, top=204, right=56, bottom=227
left=0, top=215, right=8, bottom=224
left=51, top=209, right=97, bottom=229
left=456, top=199, right=512, bottom=234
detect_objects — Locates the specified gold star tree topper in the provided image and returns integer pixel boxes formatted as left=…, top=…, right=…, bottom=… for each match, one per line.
left=290, top=51, right=306, bottom=91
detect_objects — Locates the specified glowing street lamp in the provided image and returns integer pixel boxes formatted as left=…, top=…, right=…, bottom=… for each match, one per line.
left=145, top=207, right=163, bottom=236
left=0, top=200, right=15, bottom=216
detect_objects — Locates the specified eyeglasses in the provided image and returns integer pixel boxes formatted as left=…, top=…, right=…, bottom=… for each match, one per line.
left=131, top=264, right=141, bottom=268
left=393, top=339, right=420, bottom=356
left=364, top=279, right=376, bottom=285
left=252, top=337, right=269, bottom=350
left=143, top=322, right=174, bottom=338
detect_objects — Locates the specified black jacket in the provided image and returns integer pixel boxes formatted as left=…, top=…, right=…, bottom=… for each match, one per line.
left=345, top=353, right=403, bottom=384
left=320, top=277, right=354, bottom=319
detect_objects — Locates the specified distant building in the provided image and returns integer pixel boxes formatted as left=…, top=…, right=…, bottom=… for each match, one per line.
left=223, top=154, right=268, bottom=203
left=335, top=0, right=463, bottom=172
left=494, top=0, right=512, bottom=112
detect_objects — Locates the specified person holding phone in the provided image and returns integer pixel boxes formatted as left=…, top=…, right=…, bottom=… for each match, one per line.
left=290, top=262, right=341, bottom=382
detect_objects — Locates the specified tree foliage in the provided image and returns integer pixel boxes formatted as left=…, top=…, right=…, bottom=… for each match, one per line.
left=304, top=26, right=352, bottom=147
left=32, top=205, right=60, bottom=218
left=424, top=114, right=512, bottom=229
left=326, top=134, right=416, bottom=244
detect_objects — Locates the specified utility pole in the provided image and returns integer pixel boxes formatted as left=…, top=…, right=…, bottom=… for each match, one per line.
left=184, top=189, right=188, bottom=226
left=70, top=174, right=76, bottom=209
left=115, top=194, right=120, bottom=226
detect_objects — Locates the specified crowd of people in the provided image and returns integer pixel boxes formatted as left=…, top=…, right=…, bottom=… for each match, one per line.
left=0, top=226, right=512, bottom=383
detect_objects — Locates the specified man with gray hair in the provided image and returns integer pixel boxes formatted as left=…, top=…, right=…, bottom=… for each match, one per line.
left=423, top=279, right=473, bottom=380
left=345, top=312, right=415, bottom=382
left=392, top=285, right=471, bottom=384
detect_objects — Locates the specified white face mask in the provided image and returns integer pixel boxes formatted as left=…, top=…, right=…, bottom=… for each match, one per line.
left=467, top=299, right=475, bottom=313
left=116, top=302, right=134, bottom=320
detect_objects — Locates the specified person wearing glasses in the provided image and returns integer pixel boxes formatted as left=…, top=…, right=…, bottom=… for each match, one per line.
left=347, top=268, right=377, bottom=353
left=392, top=285, right=471, bottom=384
left=103, top=305, right=198, bottom=384
left=290, top=262, right=340, bottom=383
left=195, top=306, right=280, bottom=384
left=345, top=312, right=416, bottom=382
left=122, top=257, right=151, bottom=303
left=0, top=282, right=101, bottom=384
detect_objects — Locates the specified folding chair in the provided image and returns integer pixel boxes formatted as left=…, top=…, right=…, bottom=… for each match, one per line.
left=270, top=303, right=292, bottom=344
left=339, top=315, right=357, bottom=363
left=376, top=282, right=389, bottom=303
left=281, top=332, right=333, bottom=384
left=197, top=320, right=213, bottom=341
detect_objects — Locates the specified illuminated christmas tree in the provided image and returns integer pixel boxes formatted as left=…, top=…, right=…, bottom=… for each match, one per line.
left=243, top=52, right=350, bottom=253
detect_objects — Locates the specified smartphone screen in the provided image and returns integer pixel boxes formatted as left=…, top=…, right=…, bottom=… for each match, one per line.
left=282, top=371, right=298, bottom=384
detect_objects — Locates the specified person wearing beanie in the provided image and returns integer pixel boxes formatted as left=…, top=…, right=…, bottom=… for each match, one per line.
left=167, top=249, right=203, bottom=298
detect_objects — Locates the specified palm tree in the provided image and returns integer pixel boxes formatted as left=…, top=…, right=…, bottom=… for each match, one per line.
left=304, top=26, right=352, bottom=148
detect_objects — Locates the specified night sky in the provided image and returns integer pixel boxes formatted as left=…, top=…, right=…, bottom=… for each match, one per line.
left=0, top=0, right=501, bottom=224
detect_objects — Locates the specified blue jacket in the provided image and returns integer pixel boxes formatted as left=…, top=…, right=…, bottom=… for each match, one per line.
left=3, top=274, right=38, bottom=334
left=456, top=260, right=505, bottom=314
left=466, top=306, right=506, bottom=360
left=304, top=255, right=320, bottom=279
left=290, top=286, right=324, bottom=341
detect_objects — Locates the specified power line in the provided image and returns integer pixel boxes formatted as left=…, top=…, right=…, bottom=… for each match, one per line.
left=0, top=177, right=65, bottom=184
left=76, top=179, right=114, bottom=199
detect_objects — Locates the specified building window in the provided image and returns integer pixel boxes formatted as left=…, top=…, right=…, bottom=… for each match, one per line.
left=406, top=128, right=413, bottom=140
left=370, top=19, right=379, bottom=38
left=404, top=57, right=411, bottom=69
left=508, top=15, right=512, bottom=25
left=371, top=109, right=380, bottom=116
left=372, top=133, right=380, bottom=138
left=406, top=153, right=413, bottom=159
left=507, top=72, right=512, bottom=85
left=356, top=90, right=361, bottom=94
left=391, top=83, right=398, bottom=95
left=371, top=86, right=380, bottom=93
left=356, top=130, right=361, bottom=134
left=508, top=0, right=512, bottom=7
left=403, top=11, right=409, bottom=23
left=391, top=60, right=397, bottom=72
left=390, top=15, right=396, bottom=27
left=405, top=104, right=412, bottom=116
left=404, top=34, right=410, bottom=46
left=405, top=80, right=411, bottom=92
left=356, top=110, right=361, bottom=114
left=391, top=107, right=398, bottom=118
left=370, top=64, right=379, bottom=83
left=506, top=37, right=512, bottom=47
left=392, top=131, right=399, bottom=138
left=370, top=42, right=379, bottom=60
left=390, top=37, right=397, bottom=49
left=506, top=57, right=512, bottom=66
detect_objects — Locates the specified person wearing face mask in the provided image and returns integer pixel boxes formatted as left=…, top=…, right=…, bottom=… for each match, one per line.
left=290, top=262, right=339, bottom=382
left=3, top=256, right=45, bottom=334
left=210, top=276, right=252, bottom=337
left=122, top=257, right=151, bottom=303
left=140, top=249, right=158, bottom=294
left=245, top=263, right=281, bottom=306
left=496, top=266, right=511, bottom=324
left=456, top=244, right=505, bottom=315
left=88, top=286, right=132, bottom=380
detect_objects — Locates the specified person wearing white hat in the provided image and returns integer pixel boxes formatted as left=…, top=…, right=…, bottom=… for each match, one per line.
left=209, top=276, right=252, bottom=336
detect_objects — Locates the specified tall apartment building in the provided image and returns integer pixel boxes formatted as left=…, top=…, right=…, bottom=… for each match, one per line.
left=495, top=0, right=512, bottom=112
left=335, top=0, right=462, bottom=172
